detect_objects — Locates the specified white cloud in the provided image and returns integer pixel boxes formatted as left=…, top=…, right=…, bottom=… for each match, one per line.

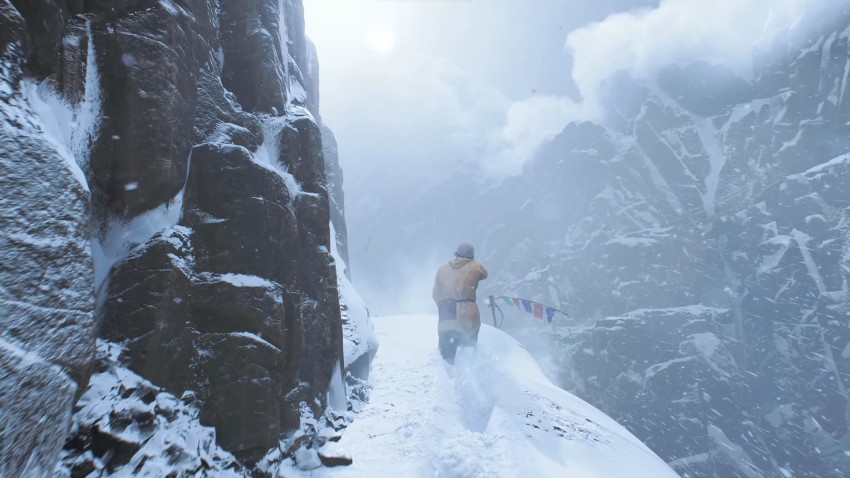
left=482, top=96, right=584, bottom=177
left=316, top=51, right=512, bottom=204
left=475, top=0, right=846, bottom=179
left=565, top=0, right=839, bottom=115
left=309, top=0, right=846, bottom=186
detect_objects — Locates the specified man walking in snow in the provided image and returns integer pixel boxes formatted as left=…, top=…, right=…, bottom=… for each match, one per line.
left=432, top=243, right=488, bottom=363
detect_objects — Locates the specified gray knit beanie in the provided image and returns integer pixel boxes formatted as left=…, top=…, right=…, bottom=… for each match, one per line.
left=454, top=243, right=474, bottom=259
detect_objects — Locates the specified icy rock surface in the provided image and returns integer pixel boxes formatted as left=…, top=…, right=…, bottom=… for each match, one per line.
left=0, top=2, right=95, bottom=475
left=331, top=222, right=378, bottom=385
left=1, top=0, right=358, bottom=473
left=324, top=125, right=351, bottom=277
left=59, top=342, right=244, bottom=477
left=85, top=0, right=344, bottom=463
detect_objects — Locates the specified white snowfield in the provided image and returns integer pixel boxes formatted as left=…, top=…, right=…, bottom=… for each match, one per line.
left=293, top=315, right=679, bottom=478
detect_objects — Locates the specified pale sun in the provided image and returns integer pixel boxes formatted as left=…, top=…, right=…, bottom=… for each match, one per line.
left=367, top=25, right=396, bottom=53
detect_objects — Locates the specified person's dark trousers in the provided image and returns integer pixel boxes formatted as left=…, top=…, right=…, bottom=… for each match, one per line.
left=439, top=331, right=478, bottom=363
left=439, top=331, right=462, bottom=363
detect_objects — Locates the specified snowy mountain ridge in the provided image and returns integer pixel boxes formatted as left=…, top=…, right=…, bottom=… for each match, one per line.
left=343, top=4, right=850, bottom=477
left=473, top=8, right=850, bottom=477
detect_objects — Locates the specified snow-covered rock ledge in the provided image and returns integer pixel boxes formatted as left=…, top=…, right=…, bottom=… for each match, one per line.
left=58, top=341, right=243, bottom=477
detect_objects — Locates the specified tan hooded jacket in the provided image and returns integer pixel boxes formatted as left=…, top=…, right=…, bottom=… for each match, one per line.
left=432, top=258, right=488, bottom=335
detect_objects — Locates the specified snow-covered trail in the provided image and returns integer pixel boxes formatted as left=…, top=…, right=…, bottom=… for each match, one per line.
left=290, top=315, right=678, bottom=478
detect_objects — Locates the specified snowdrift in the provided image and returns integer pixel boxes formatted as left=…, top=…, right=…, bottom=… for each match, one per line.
left=282, top=315, right=679, bottom=477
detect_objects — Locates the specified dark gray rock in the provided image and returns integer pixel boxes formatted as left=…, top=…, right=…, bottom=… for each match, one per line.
left=2, top=0, right=350, bottom=473
left=220, top=0, right=287, bottom=114
left=98, top=227, right=196, bottom=391
left=84, top=0, right=344, bottom=463
left=87, top=2, right=198, bottom=218
left=98, top=84, right=341, bottom=466
left=0, top=0, right=27, bottom=56
left=318, top=447, right=353, bottom=467
left=183, top=142, right=300, bottom=283
left=323, top=125, right=351, bottom=278
left=8, top=0, right=67, bottom=79
left=658, top=61, right=754, bottom=117
left=0, top=342, right=77, bottom=477
left=279, top=115, right=328, bottom=194
left=59, top=342, right=244, bottom=477
left=0, top=1, right=95, bottom=474
left=98, top=216, right=296, bottom=464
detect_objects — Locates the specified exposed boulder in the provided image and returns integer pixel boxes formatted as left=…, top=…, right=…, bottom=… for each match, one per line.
left=317, top=443, right=353, bottom=467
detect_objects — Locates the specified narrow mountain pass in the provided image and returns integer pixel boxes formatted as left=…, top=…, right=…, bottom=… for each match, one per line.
left=283, top=315, right=679, bottom=478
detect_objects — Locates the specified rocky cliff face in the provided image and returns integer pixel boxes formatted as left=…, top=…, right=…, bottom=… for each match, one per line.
left=0, top=3, right=95, bottom=476
left=476, top=7, right=850, bottom=478
left=0, top=0, right=359, bottom=474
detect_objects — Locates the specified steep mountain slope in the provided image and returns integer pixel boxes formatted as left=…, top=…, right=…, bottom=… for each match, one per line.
left=472, top=7, right=850, bottom=478
left=338, top=4, right=850, bottom=477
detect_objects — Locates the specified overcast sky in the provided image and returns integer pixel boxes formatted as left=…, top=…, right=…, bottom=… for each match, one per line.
left=305, top=0, right=655, bottom=179
left=302, top=0, right=838, bottom=312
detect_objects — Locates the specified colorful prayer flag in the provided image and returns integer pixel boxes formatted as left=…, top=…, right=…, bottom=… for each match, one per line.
left=533, top=303, right=544, bottom=319
left=499, top=296, right=563, bottom=323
